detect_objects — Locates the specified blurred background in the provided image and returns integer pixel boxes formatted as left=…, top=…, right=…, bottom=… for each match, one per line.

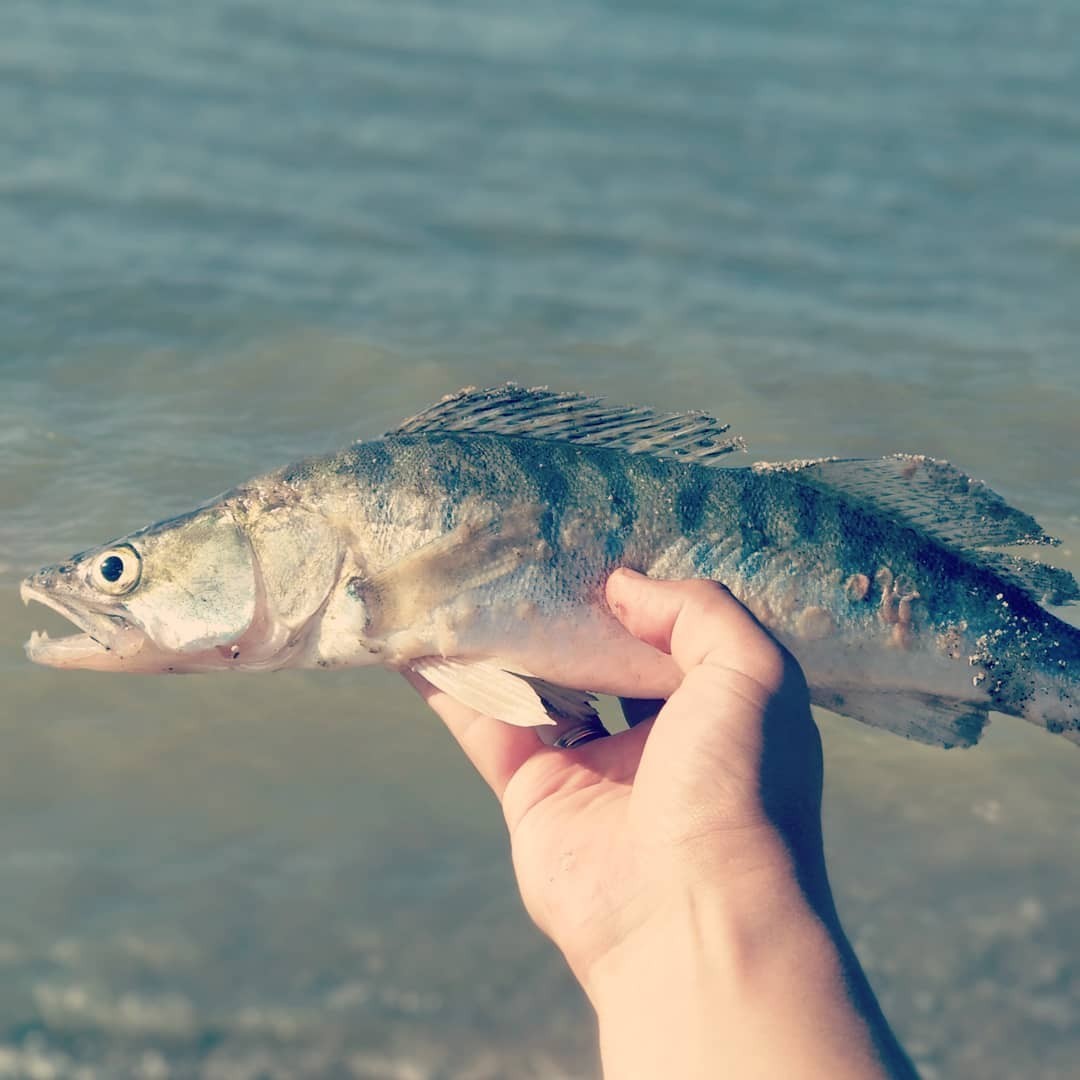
left=2, top=1, right=1078, bottom=1077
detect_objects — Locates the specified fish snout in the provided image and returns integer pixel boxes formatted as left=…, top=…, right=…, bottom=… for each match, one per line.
left=21, top=560, right=77, bottom=597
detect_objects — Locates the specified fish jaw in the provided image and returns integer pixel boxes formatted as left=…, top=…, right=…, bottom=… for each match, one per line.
left=20, top=577, right=150, bottom=670
left=20, top=575, right=258, bottom=673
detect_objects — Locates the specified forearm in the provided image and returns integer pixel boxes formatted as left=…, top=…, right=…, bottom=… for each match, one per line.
left=584, top=864, right=917, bottom=1080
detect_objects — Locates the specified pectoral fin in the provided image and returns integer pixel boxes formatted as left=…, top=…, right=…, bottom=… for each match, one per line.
left=813, top=688, right=989, bottom=749
left=359, top=503, right=549, bottom=638
left=410, top=656, right=599, bottom=728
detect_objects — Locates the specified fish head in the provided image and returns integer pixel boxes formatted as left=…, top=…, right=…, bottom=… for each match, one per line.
left=21, top=497, right=346, bottom=673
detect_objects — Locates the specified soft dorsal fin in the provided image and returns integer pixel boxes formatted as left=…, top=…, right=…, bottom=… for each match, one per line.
left=754, top=454, right=1077, bottom=606
left=389, top=385, right=745, bottom=465
left=755, top=454, right=1057, bottom=548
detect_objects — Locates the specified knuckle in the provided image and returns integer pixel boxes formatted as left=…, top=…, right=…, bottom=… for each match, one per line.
left=685, top=577, right=730, bottom=599
left=676, top=578, right=732, bottom=618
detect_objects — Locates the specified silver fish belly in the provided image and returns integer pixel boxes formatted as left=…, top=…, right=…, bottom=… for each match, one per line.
left=21, top=386, right=1080, bottom=749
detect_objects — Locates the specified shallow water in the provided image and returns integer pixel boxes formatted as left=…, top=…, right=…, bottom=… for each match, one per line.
left=2, top=1, right=1079, bottom=1076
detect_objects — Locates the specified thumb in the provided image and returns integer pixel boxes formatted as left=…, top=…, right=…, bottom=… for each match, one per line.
left=605, top=570, right=820, bottom=838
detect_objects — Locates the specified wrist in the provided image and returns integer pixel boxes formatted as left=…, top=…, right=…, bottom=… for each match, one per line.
left=582, top=841, right=823, bottom=1014
left=580, top=845, right=911, bottom=1080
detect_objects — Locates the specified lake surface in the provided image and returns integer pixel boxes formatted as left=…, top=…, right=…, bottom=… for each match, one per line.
left=2, top=1, right=1079, bottom=1076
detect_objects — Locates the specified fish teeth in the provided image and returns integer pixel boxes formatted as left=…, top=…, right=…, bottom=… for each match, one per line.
left=29, top=629, right=50, bottom=646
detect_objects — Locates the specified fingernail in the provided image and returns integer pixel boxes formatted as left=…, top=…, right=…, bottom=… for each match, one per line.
left=606, top=567, right=643, bottom=613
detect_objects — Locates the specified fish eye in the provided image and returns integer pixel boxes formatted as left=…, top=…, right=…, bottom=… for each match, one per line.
left=92, top=545, right=142, bottom=595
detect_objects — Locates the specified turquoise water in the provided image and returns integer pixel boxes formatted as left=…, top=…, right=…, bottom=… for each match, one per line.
left=2, top=1, right=1079, bottom=1076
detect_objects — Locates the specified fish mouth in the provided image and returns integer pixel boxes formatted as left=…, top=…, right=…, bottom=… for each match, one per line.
left=20, top=580, right=146, bottom=668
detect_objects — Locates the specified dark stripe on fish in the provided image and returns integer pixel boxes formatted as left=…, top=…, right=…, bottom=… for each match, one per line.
left=336, top=439, right=396, bottom=519
left=422, top=437, right=468, bottom=532
left=506, top=437, right=570, bottom=555
left=789, top=478, right=822, bottom=544
left=675, top=470, right=711, bottom=536
left=739, top=479, right=770, bottom=560
left=603, top=456, right=638, bottom=562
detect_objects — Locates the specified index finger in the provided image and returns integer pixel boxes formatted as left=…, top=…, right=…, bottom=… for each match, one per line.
left=402, top=668, right=544, bottom=798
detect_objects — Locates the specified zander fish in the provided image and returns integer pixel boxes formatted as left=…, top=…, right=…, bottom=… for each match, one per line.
left=21, top=386, right=1080, bottom=748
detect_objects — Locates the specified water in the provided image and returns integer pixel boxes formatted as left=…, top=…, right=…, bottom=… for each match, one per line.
left=2, top=1, right=1079, bottom=1076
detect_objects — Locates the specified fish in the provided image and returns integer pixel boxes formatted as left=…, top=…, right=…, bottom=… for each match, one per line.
left=20, top=385, right=1080, bottom=748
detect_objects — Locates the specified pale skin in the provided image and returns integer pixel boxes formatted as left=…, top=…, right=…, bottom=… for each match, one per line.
left=405, top=570, right=918, bottom=1079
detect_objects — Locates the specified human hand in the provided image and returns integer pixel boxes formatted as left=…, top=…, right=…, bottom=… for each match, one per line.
left=405, top=571, right=915, bottom=1079
left=404, top=570, right=826, bottom=982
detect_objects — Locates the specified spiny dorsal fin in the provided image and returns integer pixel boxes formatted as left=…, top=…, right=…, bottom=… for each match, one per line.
left=390, top=385, right=745, bottom=465
left=755, top=454, right=1077, bottom=606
